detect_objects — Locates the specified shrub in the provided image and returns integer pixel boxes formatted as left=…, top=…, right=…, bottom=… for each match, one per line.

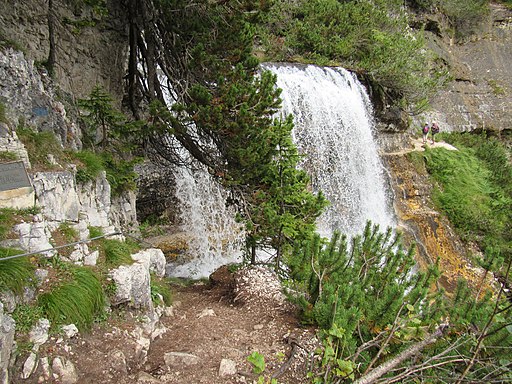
left=37, top=266, right=105, bottom=331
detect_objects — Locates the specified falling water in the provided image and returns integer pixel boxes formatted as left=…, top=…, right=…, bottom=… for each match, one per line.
left=265, top=63, right=395, bottom=238
left=165, top=158, right=245, bottom=279
left=167, top=63, right=394, bottom=277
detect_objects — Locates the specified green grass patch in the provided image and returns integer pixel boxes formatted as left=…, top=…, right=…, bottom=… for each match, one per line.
left=421, top=133, right=512, bottom=267
left=72, top=150, right=105, bottom=184
left=0, top=207, right=40, bottom=241
left=150, top=276, right=172, bottom=306
left=102, top=239, right=138, bottom=268
left=0, top=151, right=18, bottom=162
left=0, top=249, right=35, bottom=294
left=16, top=127, right=66, bottom=170
left=37, top=266, right=105, bottom=331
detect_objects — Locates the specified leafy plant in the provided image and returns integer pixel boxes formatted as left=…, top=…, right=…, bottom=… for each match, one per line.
left=11, top=304, right=44, bottom=333
left=37, top=266, right=105, bottom=331
left=0, top=249, right=35, bottom=294
left=247, top=351, right=266, bottom=374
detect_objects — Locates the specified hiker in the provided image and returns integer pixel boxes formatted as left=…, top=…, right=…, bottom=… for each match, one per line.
left=431, top=121, right=440, bottom=144
left=422, top=123, right=429, bottom=144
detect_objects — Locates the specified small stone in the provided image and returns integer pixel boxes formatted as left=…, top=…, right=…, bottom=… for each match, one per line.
left=21, top=352, right=38, bottom=379
left=218, top=358, right=237, bottom=377
left=253, top=324, right=264, bottom=330
left=197, top=308, right=215, bottom=318
left=62, top=324, right=79, bottom=338
left=29, top=319, right=50, bottom=347
left=164, top=352, right=200, bottom=368
left=52, top=356, right=78, bottom=384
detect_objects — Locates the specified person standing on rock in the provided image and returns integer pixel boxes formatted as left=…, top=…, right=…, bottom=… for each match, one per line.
left=431, top=121, right=440, bottom=144
left=422, top=122, right=429, bottom=144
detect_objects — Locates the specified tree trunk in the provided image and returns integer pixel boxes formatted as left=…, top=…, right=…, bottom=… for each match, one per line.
left=47, top=0, right=56, bottom=77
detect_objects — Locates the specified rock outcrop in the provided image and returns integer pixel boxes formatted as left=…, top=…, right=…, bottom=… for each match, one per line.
left=421, top=4, right=512, bottom=134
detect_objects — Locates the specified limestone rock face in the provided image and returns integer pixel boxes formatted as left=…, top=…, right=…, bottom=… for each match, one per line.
left=31, top=172, right=80, bottom=223
left=109, top=262, right=152, bottom=309
left=421, top=4, right=512, bottom=134
left=0, top=49, right=81, bottom=149
left=0, top=302, right=15, bottom=384
left=131, top=249, right=167, bottom=278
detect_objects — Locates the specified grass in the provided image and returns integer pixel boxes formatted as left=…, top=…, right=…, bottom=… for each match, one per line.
left=11, top=304, right=44, bottom=333
left=0, top=151, right=18, bottom=162
left=420, top=133, right=512, bottom=269
left=150, top=276, right=172, bottom=306
left=0, top=249, right=35, bottom=294
left=37, top=266, right=105, bottom=331
left=0, top=207, right=40, bottom=241
left=16, top=127, right=67, bottom=170
left=103, top=239, right=138, bottom=267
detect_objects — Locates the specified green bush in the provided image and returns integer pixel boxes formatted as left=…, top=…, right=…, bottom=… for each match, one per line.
left=37, top=266, right=105, bottom=331
left=0, top=249, right=34, bottom=295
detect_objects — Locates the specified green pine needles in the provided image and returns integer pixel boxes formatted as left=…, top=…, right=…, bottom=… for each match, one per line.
left=37, top=266, right=105, bottom=331
left=288, top=222, right=512, bottom=383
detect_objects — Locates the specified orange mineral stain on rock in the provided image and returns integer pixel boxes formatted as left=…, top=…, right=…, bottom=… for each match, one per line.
left=384, top=150, right=493, bottom=297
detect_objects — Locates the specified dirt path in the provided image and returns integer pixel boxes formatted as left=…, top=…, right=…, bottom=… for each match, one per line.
left=143, top=281, right=314, bottom=383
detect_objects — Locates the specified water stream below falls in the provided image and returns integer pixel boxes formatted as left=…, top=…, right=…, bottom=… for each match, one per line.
left=167, top=64, right=395, bottom=278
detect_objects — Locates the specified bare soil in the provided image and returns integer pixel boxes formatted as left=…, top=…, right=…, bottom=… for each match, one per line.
left=11, top=271, right=316, bottom=384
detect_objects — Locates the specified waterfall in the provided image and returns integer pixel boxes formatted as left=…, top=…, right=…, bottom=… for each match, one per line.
left=167, top=63, right=394, bottom=278
left=166, top=159, right=245, bottom=279
left=264, top=63, right=395, bottom=238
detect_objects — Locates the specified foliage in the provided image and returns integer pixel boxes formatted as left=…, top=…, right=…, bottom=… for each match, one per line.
left=37, top=266, right=105, bottom=331
left=131, top=0, right=325, bottom=265
left=101, top=239, right=137, bottom=268
left=150, top=276, right=172, bottom=306
left=11, top=304, right=44, bottom=334
left=421, top=134, right=511, bottom=266
left=88, top=226, right=103, bottom=239
left=259, top=0, right=446, bottom=108
left=77, top=86, right=141, bottom=195
left=16, top=126, right=66, bottom=170
left=58, top=222, right=79, bottom=243
left=440, top=0, right=489, bottom=39
left=0, top=207, right=39, bottom=241
left=0, top=249, right=35, bottom=295
left=247, top=351, right=266, bottom=374
left=290, top=223, right=512, bottom=382
left=0, top=151, right=18, bottom=162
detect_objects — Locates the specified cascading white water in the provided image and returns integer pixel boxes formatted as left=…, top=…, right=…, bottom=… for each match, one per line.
left=165, top=159, right=245, bottom=279
left=265, top=63, right=395, bottom=238
left=167, top=63, right=394, bottom=278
